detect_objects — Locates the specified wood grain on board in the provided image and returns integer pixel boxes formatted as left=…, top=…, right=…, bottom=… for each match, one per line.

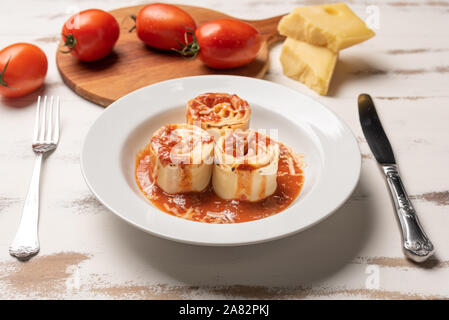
left=56, top=4, right=284, bottom=107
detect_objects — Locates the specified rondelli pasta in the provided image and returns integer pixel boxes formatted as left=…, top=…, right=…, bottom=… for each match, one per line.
left=213, top=130, right=280, bottom=202
left=186, top=93, right=251, bottom=140
left=135, top=93, right=304, bottom=224
left=148, top=124, right=214, bottom=194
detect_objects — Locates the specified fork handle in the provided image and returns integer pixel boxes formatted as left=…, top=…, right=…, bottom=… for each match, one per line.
left=9, top=153, right=43, bottom=259
left=381, top=164, right=434, bottom=262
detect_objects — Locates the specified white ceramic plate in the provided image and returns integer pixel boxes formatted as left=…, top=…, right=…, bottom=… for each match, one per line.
left=81, top=75, right=360, bottom=246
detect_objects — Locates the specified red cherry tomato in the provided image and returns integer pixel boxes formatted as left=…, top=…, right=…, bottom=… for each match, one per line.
left=61, top=9, right=120, bottom=62
left=135, top=3, right=196, bottom=50
left=195, top=19, right=262, bottom=69
left=0, top=43, right=47, bottom=98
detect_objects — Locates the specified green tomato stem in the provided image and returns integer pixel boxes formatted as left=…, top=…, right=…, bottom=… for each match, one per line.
left=0, top=57, right=11, bottom=88
left=172, top=28, right=200, bottom=59
left=60, top=33, right=76, bottom=54
left=129, top=15, right=136, bottom=33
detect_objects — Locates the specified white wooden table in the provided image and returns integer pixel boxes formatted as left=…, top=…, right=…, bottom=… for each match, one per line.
left=0, top=0, right=448, bottom=299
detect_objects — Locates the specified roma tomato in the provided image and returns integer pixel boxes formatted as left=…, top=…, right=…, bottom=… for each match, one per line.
left=195, top=19, right=262, bottom=69
left=0, top=43, right=47, bottom=98
left=135, top=3, right=196, bottom=50
left=61, top=9, right=119, bottom=62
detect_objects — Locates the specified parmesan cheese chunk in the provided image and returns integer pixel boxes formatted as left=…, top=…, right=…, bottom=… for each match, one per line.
left=278, top=3, right=375, bottom=52
left=280, top=38, right=338, bottom=95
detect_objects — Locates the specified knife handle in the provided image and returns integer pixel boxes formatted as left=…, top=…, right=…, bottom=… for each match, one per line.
left=381, top=164, right=434, bottom=262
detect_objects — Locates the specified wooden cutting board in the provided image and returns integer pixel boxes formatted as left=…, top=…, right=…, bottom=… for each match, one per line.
left=56, top=4, right=284, bottom=107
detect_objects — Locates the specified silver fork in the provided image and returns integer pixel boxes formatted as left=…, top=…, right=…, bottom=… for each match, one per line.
left=9, top=96, right=60, bottom=260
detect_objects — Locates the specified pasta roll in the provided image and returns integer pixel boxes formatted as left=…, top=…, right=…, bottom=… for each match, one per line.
left=149, top=124, right=214, bottom=194
left=186, top=93, right=251, bottom=140
left=213, top=130, right=280, bottom=202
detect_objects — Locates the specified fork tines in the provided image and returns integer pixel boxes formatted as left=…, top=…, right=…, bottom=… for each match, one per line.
left=33, top=96, right=60, bottom=146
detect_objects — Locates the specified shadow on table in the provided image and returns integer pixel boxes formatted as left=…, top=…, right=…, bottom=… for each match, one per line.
left=109, top=176, right=375, bottom=287
left=327, top=56, right=387, bottom=97
left=1, top=85, right=48, bottom=108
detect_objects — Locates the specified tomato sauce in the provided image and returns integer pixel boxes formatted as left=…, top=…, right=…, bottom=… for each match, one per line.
left=150, top=124, right=214, bottom=165
left=187, top=93, right=250, bottom=124
left=135, top=143, right=304, bottom=223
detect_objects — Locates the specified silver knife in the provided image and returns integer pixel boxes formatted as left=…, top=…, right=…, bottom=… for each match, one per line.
left=358, top=93, right=434, bottom=262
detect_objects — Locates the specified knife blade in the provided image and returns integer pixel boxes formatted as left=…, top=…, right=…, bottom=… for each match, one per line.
left=358, top=94, right=395, bottom=164
left=358, top=93, right=434, bottom=263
